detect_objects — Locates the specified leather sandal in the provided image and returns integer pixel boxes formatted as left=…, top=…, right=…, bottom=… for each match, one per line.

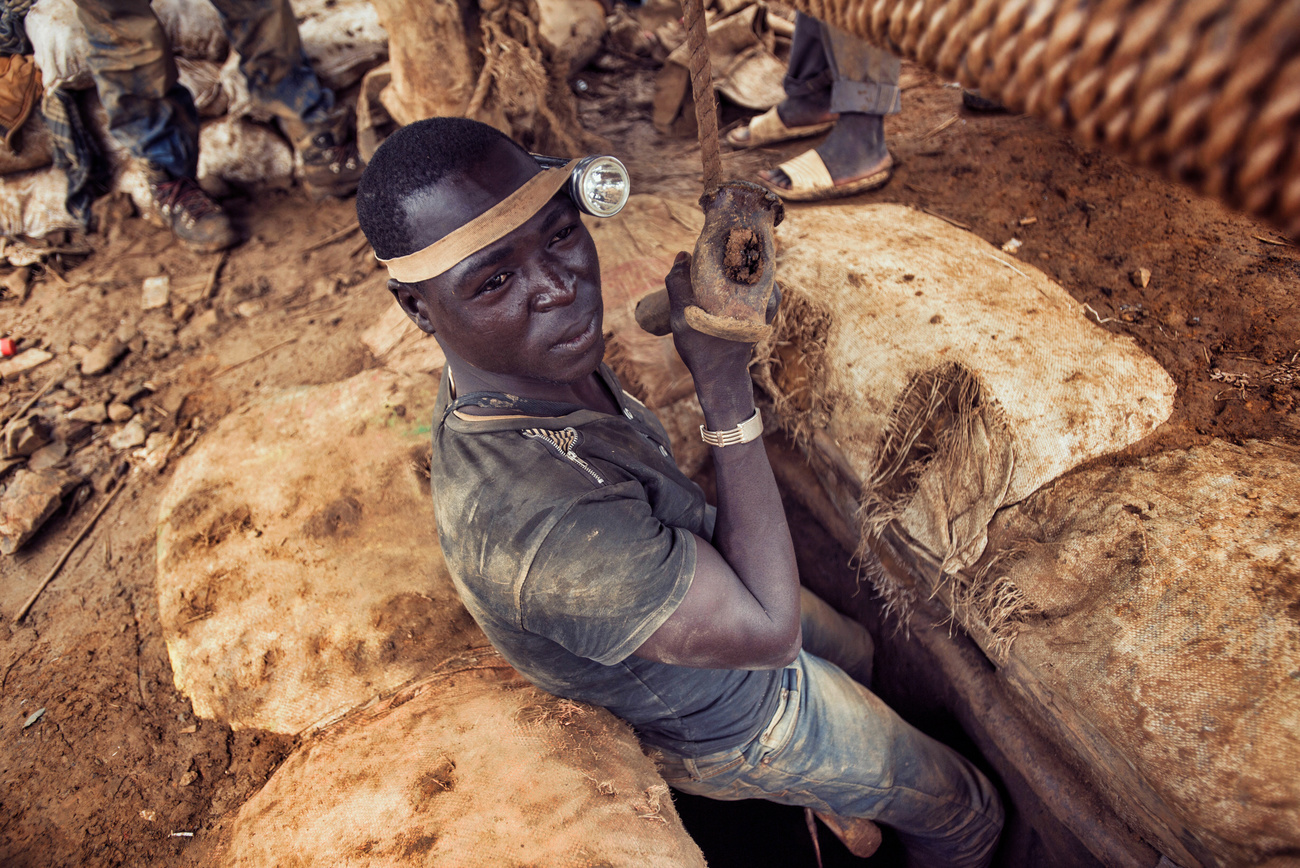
left=761, top=149, right=895, bottom=202
left=726, top=106, right=836, bottom=149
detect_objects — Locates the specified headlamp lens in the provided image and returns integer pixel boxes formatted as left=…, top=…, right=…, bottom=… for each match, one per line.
left=573, top=156, right=630, bottom=217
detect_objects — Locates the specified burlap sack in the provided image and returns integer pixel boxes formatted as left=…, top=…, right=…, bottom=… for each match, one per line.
left=218, top=652, right=705, bottom=868
left=757, top=203, right=1175, bottom=628
left=981, top=440, right=1300, bottom=868
left=155, top=369, right=481, bottom=734
left=0, top=166, right=80, bottom=237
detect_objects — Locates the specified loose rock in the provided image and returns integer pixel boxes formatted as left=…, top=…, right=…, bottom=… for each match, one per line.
left=1131, top=267, right=1152, bottom=288
left=27, top=441, right=68, bottom=472
left=81, top=338, right=127, bottom=377
left=67, top=402, right=108, bottom=424
left=4, top=416, right=51, bottom=457
left=142, top=275, right=171, bottom=310
left=107, top=403, right=134, bottom=423
left=2, top=267, right=32, bottom=302
left=0, top=348, right=53, bottom=380
left=0, top=468, right=78, bottom=554
left=109, top=420, right=147, bottom=450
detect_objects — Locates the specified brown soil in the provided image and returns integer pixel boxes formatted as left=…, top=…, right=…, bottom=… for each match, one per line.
left=2, top=38, right=1298, bottom=868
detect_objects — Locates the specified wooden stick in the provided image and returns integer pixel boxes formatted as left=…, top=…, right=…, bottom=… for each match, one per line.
left=349, top=235, right=373, bottom=259
left=14, top=478, right=128, bottom=623
left=305, top=222, right=361, bottom=253
left=1, top=362, right=71, bottom=436
left=212, top=338, right=297, bottom=378
left=921, top=207, right=972, bottom=230
left=202, top=251, right=228, bottom=301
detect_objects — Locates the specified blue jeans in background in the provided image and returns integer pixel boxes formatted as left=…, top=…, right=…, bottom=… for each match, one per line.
left=656, top=588, right=1004, bottom=868
left=71, top=0, right=335, bottom=180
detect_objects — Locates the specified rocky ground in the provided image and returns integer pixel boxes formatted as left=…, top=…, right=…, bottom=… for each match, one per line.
left=1, top=24, right=1298, bottom=868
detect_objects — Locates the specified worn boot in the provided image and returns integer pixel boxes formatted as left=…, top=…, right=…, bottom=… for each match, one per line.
left=815, top=810, right=883, bottom=858
left=294, top=116, right=365, bottom=199
left=151, top=175, right=239, bottom=253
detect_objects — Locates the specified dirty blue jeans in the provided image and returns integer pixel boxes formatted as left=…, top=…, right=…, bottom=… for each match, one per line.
left=71, top=0, right=335, bottom=180
left=785, top=12, right=901, bottom=117
left=656, top=588, right=1004, bottom=868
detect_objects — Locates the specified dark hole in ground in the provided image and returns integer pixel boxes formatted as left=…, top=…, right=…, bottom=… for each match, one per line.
left=677, top=454, right=1105, bottom=867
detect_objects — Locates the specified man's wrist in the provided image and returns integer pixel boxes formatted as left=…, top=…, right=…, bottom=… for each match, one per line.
left=696, top=379, right=756, bottom=431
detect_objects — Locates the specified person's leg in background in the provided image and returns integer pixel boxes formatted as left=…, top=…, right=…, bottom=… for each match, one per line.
left=759, top=14, right=899, bottom=200
left=205, top=0, right=363, bottom=198
left=72, top=0, right=237, bottom=250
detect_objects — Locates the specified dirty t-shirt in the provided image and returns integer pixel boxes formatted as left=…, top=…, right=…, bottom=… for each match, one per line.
left=429, top=365, right=782, bottom=758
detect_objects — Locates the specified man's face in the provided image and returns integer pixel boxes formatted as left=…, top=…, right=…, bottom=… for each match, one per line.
left=395, top=141, right=604, bottom=387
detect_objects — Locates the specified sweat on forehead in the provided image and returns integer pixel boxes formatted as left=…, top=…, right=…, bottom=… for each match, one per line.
left=355, top=118, right=531, bottom=262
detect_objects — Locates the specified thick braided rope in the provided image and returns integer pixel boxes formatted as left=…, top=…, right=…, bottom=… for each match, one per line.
left=683, top=0, right=724, bottom=193
left=789, top=0, right=1300, bottom=238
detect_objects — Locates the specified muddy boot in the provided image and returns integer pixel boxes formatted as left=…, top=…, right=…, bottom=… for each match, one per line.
left=151, top=175, right=239, bottom=253
left=293, top=115, right=365, bottom=199
left=815, top=810, right=883, bottom=858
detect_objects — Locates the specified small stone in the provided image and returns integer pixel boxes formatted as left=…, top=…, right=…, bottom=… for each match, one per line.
left=171, top=301, right=193, bottom=323
left=2, top=267, right=32, bottom=301
left=141, top=275, right=171, bottom=310
left=65, top=421, right=94, bottom=448
left=107, top=403, right=134, bottom=423
left=109, top=420, right=147, bottom=450
left=178, top=770, right=198, bottom=787
left=1131, top=268, right=1151, bottom=288
left=67, top=345, right=89, bottom=361
left=67, top=402, right=108, bottom=424
left=115, top=323, right=140, bottom=344
left=4, top=416, right=51, bottom=457
left=0, top=469, right=77, bottom=554
left=235, top=299, right=265, bottom=318
left=1000, top=238, right=1022, bottom=254
left=81, top=338, right=127, bottom=377
left=140, top=810, right=158, bottom=822
left=114, top=381, right=152, bottom=405
left=179, top=309, right=220, bottom=344
left=27, top=441, right=68, bottom=472
left=22, top=707, right=45, bottom=728
left=0, top=348, right=53, bottom=380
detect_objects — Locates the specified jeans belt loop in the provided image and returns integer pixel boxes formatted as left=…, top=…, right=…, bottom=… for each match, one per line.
left=683, top=756, right=702, bottom=782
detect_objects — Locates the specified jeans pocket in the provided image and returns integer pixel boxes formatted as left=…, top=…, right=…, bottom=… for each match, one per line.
left=752, top=665, right=801, bottom=767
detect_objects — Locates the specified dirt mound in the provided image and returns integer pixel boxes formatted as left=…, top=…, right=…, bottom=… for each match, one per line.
left=211, top=653, right=705, bottom=867
left=155, top=369, right=480, bottom=734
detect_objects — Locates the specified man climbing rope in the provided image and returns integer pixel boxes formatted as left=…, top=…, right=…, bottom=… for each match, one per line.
left=355, top=116, right=1004, bottom=865
left=71, top=0, right=364, bottom=252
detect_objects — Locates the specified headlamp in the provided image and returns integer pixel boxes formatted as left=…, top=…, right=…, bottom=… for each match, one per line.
left=377, top=153, right=632, bottom=284
left=533, top=154, right=630, bottom=218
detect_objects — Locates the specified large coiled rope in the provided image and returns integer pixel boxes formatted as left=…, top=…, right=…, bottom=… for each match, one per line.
left=786, top=0, right=1300, bottom=238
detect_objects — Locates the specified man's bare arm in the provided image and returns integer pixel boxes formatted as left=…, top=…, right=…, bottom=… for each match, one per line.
left=633, top=254, right=801, bottom=669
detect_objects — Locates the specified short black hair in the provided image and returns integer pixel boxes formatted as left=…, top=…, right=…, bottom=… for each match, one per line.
left=356, top=118, right=525, bottom=261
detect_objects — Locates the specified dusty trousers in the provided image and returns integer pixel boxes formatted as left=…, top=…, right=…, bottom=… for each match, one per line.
left=784, top=12, right=901, bottom=116
left=655, top=587, right=1004, bottom=868
left=70, top=0, right=335, bottom=179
